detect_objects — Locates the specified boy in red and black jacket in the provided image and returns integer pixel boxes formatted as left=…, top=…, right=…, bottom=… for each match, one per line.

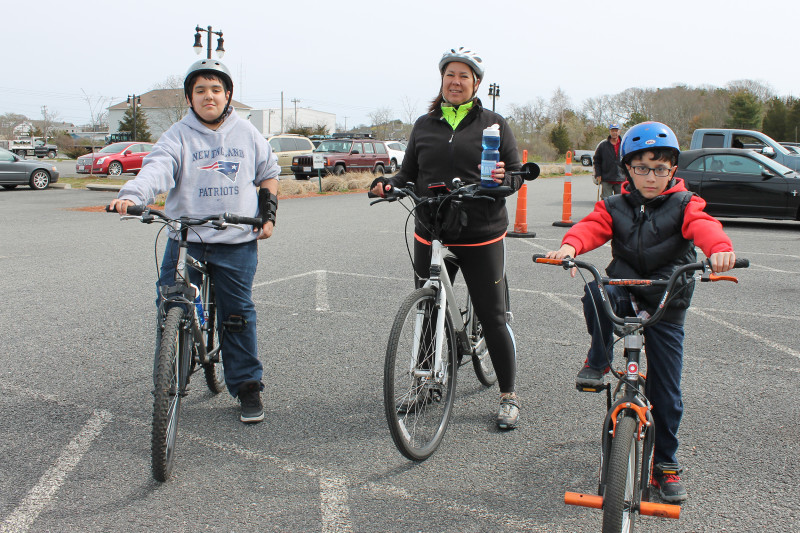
left=545, top=122, right=737, bottom=503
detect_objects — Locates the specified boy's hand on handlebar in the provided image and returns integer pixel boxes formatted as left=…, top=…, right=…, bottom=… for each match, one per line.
left=108, top=198, right=134, bottom=215
left=257, top=221, right=274, bottom=240
left=709, top=251, right=736, bottom=273
left=545, top=244, right=578, bottom=277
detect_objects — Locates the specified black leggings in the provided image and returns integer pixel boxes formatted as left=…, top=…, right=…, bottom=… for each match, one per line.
left=413, top=237, right=517, bottom=393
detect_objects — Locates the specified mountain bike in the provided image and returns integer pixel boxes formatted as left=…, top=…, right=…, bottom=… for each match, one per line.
left=109, top=205, right=263, bottom=482
left=372, top=164, right=539, bottom=461
left=532, top=254, right=748, bottom=532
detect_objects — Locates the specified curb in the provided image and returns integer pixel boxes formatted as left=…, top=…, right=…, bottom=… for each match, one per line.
left=85, top=183, right=122, bottom=192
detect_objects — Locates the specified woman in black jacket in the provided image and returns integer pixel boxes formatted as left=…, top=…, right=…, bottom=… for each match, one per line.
left=371, top=47, right=524, bottom=429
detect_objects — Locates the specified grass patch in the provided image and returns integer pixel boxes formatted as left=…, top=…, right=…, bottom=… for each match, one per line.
left=59, top=177, right=128, bottom=189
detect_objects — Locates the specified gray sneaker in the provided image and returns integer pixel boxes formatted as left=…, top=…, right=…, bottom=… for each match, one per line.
left=576, top=361, right=609, bottom=388
left=496, top=395, right=520, bottom=430
left=238, top=380, right=264, bottom=424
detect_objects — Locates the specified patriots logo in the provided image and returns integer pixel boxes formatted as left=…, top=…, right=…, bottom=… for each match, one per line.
left=198, top=160, right=240, bottom=181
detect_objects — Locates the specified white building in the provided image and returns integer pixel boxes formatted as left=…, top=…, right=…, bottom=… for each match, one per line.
left=249, top=107, right=336, bottom=136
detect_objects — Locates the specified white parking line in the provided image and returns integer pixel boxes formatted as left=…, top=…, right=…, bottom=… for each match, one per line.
left=1, top=410, right=112, bottom=533
left=320, top=473, right=352, bottom=533
left=316, top=270, right=330, bottom=311
left=690, top=308, right=800, bottom=360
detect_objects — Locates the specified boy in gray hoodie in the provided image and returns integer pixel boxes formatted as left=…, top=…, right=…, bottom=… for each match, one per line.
left=110, top=59, right=279, bottom=423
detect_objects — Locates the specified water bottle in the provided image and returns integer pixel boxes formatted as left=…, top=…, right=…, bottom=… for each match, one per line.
left=190, top=284, right=206, bottom=326
left=480, top=124, right=501, bottom=187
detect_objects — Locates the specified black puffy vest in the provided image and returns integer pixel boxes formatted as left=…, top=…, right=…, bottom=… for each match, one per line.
left=604, top=188, right=697, bottom=324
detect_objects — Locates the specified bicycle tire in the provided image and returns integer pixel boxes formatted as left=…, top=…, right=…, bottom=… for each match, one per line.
left=384, top=287, right=457, bottom=461
left=602, top=414, right=640, bottom=533
left=152, top=306, right=188, bottom=482
left=202, top=278, right=225, bottom=393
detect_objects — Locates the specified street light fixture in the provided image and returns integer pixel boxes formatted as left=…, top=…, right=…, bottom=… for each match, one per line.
left=193, top=25, right=225, bottom=59
left=127, top=94, right=141, bottom=141
left=488, top=83, right=500, bottom=112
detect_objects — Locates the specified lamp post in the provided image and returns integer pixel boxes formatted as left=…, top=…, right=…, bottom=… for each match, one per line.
left=488, top=83, right=500, bottom=112
left=193, top=25, right=225, bottom=59
left=127, top=94, right=141, bottom=141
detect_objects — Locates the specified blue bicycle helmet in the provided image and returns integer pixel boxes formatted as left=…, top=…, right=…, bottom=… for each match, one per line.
left=619, top=121, right=680, bottom=161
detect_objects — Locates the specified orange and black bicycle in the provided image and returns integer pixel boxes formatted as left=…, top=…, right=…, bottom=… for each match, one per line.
left=533, top=254, right=748, bottom=532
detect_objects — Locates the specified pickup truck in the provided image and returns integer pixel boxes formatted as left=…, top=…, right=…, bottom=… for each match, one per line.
left=572, top=149, right=595, bottom=166
left=2, top=137, right=58, bottom=159
left=689, top=128, right=800, bottom=171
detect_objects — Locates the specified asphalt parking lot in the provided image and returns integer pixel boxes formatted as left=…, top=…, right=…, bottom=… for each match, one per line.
left=0, top=176, right=798, bottom=532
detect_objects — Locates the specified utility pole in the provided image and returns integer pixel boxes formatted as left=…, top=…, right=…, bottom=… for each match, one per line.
left=193, top=25, right=224, bottom=59
left=280, top=91, right=284, bottom=134
left=291, top=98, right=301, bottom=128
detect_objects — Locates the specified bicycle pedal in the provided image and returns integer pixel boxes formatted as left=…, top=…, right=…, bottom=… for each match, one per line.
left=575, top=383, right=609, bottom=393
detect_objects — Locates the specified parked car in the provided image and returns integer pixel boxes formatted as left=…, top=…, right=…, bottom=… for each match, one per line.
left=290, top=137, right=390, bottom=180
left=781, top=144, right=800, bottom=155
left=573, top=149, right=595, bottom=166
left=266, top=134, right=315, bottom=175
left=676, top=148, right=800, bottom=221
left=689, top=128, right=800, bottom=171
left=0, top=147, right=59, bottom=190
left=76, top=142, right=154, bottom=176
left=385, top=141, right=406, bottom=173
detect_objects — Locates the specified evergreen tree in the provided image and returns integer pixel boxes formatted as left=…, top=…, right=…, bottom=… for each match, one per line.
left=624, top=112, right=649, bottom=128
left=761, top=97, right=787, bottom=141
left=786, top=98, right=800, bottom=143
left=550, top=121, right=570, bottom=155
left=118, top=105, right=152, bottom=142
left=726, top=91, right=762, bottom=130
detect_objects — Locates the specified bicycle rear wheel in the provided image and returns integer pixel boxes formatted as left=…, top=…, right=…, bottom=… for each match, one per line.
left=602, top=414, right=640, bottom=533
left=152, top=306, right=189, bottom=482
left=202, top=278, right=225, bottom=393
left=384, top=288, right=457, bottom=461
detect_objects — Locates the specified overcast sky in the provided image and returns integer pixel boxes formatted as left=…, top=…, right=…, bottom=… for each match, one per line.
left=4, top=0, right=798, bottom=130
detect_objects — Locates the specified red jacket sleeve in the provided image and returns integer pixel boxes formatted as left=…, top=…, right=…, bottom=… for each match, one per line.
left=682, top=195, right=733, bottom=255
left=561, top=201, right=614, bottom=255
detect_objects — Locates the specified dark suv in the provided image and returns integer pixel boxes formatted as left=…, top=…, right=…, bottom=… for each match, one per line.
left=290, top=135, right=390, bottom=180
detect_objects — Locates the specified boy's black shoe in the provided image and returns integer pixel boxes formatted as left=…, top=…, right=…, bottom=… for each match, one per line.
left=238, top=380, right=264, bottom=424
left=652, top=463, right=688, bottom=503
left=575, top=359, right=610, bottom=388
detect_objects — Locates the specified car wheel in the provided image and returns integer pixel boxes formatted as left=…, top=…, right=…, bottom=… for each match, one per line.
left=581, top=156, right=592, bottom=166
left=374, top=164, right=385, bottom=176
left=294, top=174, right=309, bottom=180
left=47, top=150, right=57, bottom=159
left=108, top=161, right=123, bottom=176
left=2, top=185, right=18, bottom=190
left=29, top=170, right=51, bottom=190
left=389, top=159, right=397, bottom=173
left=334, top=164, right=345, bottom=176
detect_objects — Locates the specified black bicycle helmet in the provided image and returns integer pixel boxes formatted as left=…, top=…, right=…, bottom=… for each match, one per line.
left=183, top=59, right=234, bottom=124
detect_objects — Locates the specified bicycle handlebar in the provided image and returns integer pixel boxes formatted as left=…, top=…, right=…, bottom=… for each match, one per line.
left=369, top=181, right=514, bottom=205
left=106, top=204, right=263, bottom=228
left=532, top=254, right=749, bottom=327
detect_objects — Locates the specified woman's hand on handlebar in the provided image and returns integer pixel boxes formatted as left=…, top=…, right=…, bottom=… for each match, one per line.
left=545, top=244, right=578, bottom=276
left=108, top=198, right=135, bottom=215
left=369, top=177, right=392, bottom=198
left=709, top=251, right=736, bottom=273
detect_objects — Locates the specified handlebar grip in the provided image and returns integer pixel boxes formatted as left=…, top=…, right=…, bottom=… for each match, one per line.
left=734, top=258, right=749, bottom=269
left=127, top=205, right=146, bottom=216
left=225, top=214, right=263, bottom=227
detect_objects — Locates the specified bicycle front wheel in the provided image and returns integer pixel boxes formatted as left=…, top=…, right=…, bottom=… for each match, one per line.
left=152, top=306, right=189, bottom=482
left=384, top=288, right=457, bottom=461
left=602, top=414, right=641, bottom=533
left=202, top=278, right=225, bottom=393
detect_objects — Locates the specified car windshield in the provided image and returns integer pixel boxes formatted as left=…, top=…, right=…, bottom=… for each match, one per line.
left=750, top=151, right=796, bottom=175
left=315, top=141, right=351, bottom=153
left=99, top=143, right=129, bottom=154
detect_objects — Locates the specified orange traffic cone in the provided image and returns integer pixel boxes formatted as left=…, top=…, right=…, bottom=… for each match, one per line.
left=508, top=149, right=536, bottom=238
left=553, top=151, right=575, bottom=227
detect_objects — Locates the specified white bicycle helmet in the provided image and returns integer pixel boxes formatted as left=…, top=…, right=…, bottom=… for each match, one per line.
left=438, top=47, right=485, bottom=80
left=183, top=59, right=234, bottom=124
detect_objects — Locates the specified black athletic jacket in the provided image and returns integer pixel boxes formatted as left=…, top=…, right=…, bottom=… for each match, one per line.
left=387, top=99, right=522, bottom=244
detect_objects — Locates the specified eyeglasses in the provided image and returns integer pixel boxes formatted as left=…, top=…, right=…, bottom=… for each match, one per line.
left=630, top=165, right=674, bottom=177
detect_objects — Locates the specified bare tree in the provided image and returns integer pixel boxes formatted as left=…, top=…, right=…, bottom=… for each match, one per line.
left=40, top=106, right=60, bottom=141
left=548, top=87, right=572, bottom=123
left=726, top=79, right=775, bottom=103
left=582, top=95, right=615, bottom=127
left=368, top=106, right=394, bottom=140
left=81, top=89, right=110, bottom=132
left=0, top=113, right=28, bottom=139
left=148, top=75, right=189, bottom=132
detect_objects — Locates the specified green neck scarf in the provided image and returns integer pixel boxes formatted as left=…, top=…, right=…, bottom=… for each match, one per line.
left=440, top=100, right=474, bottom=130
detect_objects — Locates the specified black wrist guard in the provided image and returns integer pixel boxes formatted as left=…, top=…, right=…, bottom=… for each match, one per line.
left=258, top=188, right=278, bottom=226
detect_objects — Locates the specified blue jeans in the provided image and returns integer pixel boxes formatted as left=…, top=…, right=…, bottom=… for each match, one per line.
left=582, top=281, right=684, bottom=465
left=158, top=238, right=262, bottom=398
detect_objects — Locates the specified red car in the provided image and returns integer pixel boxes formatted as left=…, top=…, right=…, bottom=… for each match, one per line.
left=76, top=142, right=154, bottom=176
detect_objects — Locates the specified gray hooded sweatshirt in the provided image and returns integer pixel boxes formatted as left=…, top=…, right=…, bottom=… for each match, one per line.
left=118, top=109, right=279, bottom=244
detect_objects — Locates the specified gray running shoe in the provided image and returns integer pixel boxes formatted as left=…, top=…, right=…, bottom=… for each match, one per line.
left=496, top=395, right=520, bottom=430
left=576, top=361, right=609, bottom=388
